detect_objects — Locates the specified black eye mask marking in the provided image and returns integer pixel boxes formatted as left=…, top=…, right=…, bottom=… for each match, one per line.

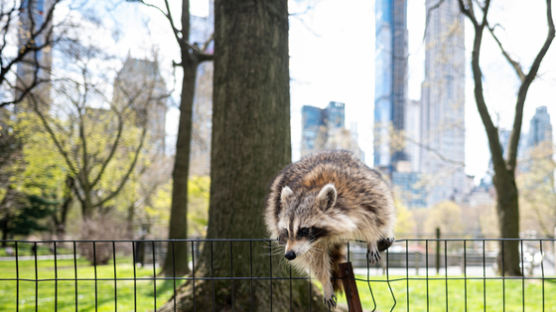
left=308, top=227, right=329, bottom=242
left=278, top=230, right=288, bottom=244
left=296, top=227, right=310, bottom=239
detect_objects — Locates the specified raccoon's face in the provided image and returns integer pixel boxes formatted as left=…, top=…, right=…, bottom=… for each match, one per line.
left=277, top=184, right=336, bottom=261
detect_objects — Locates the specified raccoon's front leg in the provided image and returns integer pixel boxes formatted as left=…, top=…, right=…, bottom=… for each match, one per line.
left=378, top=237, right=395, bottom=252
left=314, top=250, right=336, bottom=309
left=367, top=240, right=381, bottom=264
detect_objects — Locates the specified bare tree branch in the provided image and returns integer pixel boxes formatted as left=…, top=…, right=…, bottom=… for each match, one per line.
left=486, top=23, right=526, bottom=81
left=404, top=134, right=465, bottom=167
left=94, top=126, right=147, bottom=208
left=89, top=79, right=147, bottom=188
left=0, top=0, right=63, bottom=108
left=458, top=0, right=479, bottom=27
left=507, top=0, right=555, bottom=171
left=458, top=0, right=506, bottom=172
left=131, top=0, right=183, bottom=48
left=201, top=32, right=214, bottom=52
left=30, top=94, right=78, bottom=176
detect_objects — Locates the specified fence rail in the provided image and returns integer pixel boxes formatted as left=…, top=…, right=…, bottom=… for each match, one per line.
left=1, top=238, right=555, bottom=311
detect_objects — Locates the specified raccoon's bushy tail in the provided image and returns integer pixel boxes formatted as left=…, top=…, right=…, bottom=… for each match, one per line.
left=329, top=243, right=347, bottom=293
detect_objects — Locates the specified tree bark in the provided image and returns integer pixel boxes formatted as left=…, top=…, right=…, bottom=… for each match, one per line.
left=53, top=175, right=74, bottom=239
left=158, top=1, right=329, bottom=310
left=493, top=170, right=522, bottom=276
left=161, top=61, right=198, bottom=276
left=126, top=203, right=135, bottom=238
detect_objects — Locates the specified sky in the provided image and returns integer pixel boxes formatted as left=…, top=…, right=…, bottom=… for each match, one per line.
left=112, top=0, right=556, bottom=182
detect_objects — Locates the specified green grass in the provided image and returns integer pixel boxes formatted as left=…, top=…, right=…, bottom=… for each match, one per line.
left=334, top=274, right=556, bottom=311
left=1, top=259, right=555, bottom=311
left=0, top=257, right=182, bottom=312
left=0, top=245, right=73, bottom=257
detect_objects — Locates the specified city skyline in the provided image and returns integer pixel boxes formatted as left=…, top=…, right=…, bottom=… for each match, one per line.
left=287, top=0, right=556, bottom=183
left=94, top=0, right=556, bottom=184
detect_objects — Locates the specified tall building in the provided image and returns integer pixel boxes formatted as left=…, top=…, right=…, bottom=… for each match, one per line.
left=527, top=106, right=553, bottom=148
left=374, top=0, right=408, bottom=173
left=301, top=102, right=364, bottom=159
left=301, top=102, right=346, bottom=156
left=405, top=99, right=421, bottom=171
left=113, top=57, right=168, bottom=154
left=519, top=105, right=554, bottom=174
left=325, top=101, right=345, bottom=129
left=15, top=0, right=54, bottom=106
left=419, top=0, right=465, bottom=206
left=301, top=105, right=324, bottom=156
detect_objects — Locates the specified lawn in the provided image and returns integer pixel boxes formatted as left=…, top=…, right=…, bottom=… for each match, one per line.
left=343, top=275, right=556, bottom=311
left=1, top=258, right=555, bottom=311
left=0, top=257, right=180, bottom=312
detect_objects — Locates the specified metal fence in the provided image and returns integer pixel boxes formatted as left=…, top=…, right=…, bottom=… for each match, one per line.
left=1, top=238, right=555, bottom=311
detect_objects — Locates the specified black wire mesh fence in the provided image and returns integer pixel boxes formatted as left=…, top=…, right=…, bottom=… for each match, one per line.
left=0, top=238, right=555, bottom=311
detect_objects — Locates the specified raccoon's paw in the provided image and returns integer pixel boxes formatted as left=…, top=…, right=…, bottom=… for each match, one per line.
left=323, top=294, right=337, bottom=309
left=367, top=248, right=381, bottom=264
left=378, top=237, right=395, bottom=252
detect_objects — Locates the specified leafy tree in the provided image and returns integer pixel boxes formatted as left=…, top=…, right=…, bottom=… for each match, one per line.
left=0, top=112, right=22, bottom=203
left=0, top=193, right=57, bottom=241
left=30, top=41, right=158, bottom=220
left=518, top=142, right=556, bottom=236
left=424, top=201, right=464, bottom=234
left=119, top=151, right=173, bottom=238
left=394, top=199, right=416, bottom=235
left=0, top=112, right=72, bottom=240
left=18, top=112, right=72, bottom=235
left=187, top=176, right=209, bottom=237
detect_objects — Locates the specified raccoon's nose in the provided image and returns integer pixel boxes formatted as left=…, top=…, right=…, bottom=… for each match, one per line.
left=285, top=250, right=296, bottom=260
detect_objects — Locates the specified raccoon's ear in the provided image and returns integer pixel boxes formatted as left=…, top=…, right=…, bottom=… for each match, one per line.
left=316, top=183, right=336, bottom=211
left=280, top=186, right=294, bottom=206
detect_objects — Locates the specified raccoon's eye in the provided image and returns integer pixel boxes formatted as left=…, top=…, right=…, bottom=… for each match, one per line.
left=278, top=230, right=288, bottom=244
left=297, top=227, right=310, bottom=238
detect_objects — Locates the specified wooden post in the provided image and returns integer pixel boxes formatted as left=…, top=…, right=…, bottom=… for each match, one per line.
left=339, top=262, right=362, bottom=312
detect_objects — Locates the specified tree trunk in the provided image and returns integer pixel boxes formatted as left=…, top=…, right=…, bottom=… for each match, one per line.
left=54, top=175, right=74, bottom=239
left=80, top=197, right=94, bottom=221
left=158, top=1, right=329, bottom=311
left=126, top=203, right=135, bottom=238
left=54, top=193, right=72, bottom=239
left=493, top=170, right=522, bottom=276
left=161, top=60, right=199, bottom=276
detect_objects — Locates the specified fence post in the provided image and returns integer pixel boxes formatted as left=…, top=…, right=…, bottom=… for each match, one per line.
left=435, top=227, right=441, bottom=275
left=339, top=262, right=362, bottom=312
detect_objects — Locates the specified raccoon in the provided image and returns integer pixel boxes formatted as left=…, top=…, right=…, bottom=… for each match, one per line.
left=264, top=150, right=395, bottom=308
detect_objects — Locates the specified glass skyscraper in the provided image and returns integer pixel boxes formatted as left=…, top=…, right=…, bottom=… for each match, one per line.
left=374, top=0, right=408, bottom=173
